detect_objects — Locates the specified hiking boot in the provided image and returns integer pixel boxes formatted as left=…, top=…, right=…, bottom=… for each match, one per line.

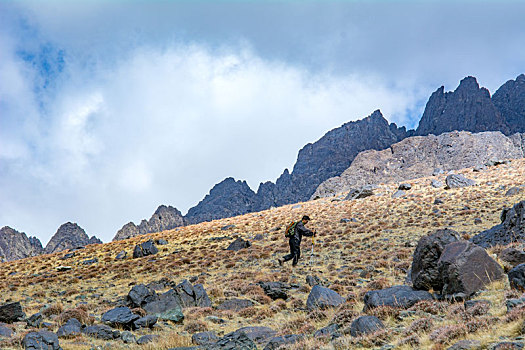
left=278, top=259, right=283, bottom=266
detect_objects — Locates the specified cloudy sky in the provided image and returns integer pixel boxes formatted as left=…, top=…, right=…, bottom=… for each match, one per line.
left=1, top=1, right=524, bottom=243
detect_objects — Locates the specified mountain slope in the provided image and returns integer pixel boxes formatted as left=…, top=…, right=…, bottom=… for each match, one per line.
left=0, top=226, right=43, bottom=262
left=44, top=222, right=101, bottom=254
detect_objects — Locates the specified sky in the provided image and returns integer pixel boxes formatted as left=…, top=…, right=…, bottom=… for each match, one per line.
left=1, top=1, right=524, bottom=244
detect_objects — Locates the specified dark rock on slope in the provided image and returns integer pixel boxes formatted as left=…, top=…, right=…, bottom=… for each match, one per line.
left=416, top=76, right=508, bottom=136
left=113, top=205, right=186, bottom=241
left=0, top=226, right=43, bottom=261
left=44, top=222, right=101, bottom=254
left=493, top=74, right=525, bottom=134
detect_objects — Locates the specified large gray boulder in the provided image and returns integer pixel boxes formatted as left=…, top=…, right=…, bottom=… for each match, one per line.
left=472, top=200, right=525, bottom=248
left=23, top=331, right=61, bottom=350
left=438, top=241, right=504, bottom=297
left=350, top=316, right=385, bottom=337
left=57, top=318, right=82, bottom=338
left=411, top=228, right=461, bottom=290
left=101, top=307, right=140, bottom=330
left=445, top=174, right=476, bottom=189
left=231, top=327, right=277, bottom=346
left=508, top=263, right=525, bottom=291
left=306, top=285, right=345, bottom=311
left=133, top=239, right=158, bottom=258
left=82, top=324, right=120, bottom=340
left=217, top=298, right=255, bottom=311
left=263, top=334, right=304, bottom=350
left=257, top=282, right=290, bottom=300
left=363, top=285, right=433, bottom=311
left=226, top=237, right=251, bottom=251
left=0, top=302, right=25, bottom=323
left=208, top=331, right=257, bottom=350
left=500, top=248, right=525, bottom=268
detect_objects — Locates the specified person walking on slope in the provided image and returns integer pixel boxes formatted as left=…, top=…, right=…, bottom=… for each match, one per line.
left=278, top=215, right=316, bottom=267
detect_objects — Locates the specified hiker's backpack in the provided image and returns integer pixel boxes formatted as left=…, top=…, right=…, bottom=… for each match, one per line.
left=284, top=221, right=299, bottom=238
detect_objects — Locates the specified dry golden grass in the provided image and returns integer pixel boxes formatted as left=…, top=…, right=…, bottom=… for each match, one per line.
left=0, top=159, right=524, bottom=349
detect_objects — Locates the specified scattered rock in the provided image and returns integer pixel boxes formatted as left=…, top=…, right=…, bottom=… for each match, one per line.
left=253, top=234, right=264, bottom=241
left=345, top=185, right=376, bottom=200
left=472, top=200, right=525, bottom=247
left=398, top=183, right=412, bottom=190
left=83, top=324, right=120, bottom=340
left=56, top=266, right=72, bottom=272
left=221, top=225, right=236, bottom=231
left=257, top=282, right=290, bottom=300
left=115, top=250, right=127, bottom=260
left=155, top=239, right=168, bottom=245
left=306, top=275, right=324, bottom=287
left=506, top=298, right=525, bottom=312
left=340, top=218, right=356, bottom=223
left=392, top=190, right=406, bottom=198
left=217, top=298, right=255, bottom=311
left=490, top=342, right=524, bottom=350
left=263, top=334, right=303, bottom=350
left=506, top=187, right=522, bottom=197
left=438, top=241, right=504, bottom=297
left=0, top=302, right=25, bottom=323
left=447, top=339, right=481, bottom=350
left=306, top=285, right=345, bottom=311
left=81, top=258, right=98, bottom=265
left=446, top=174, right=476, bottom=188
left=155, top=308, right=184, bottom=324
left=431, top=180, right=444, bottom=188
left=23, top=331, right=61, bottom=350
left=433, top=168, right=444, bottom=176
left=133, top=315, right=157, bottom=329
left=226, top=238, right=251, bottom=251
left=474, top=218, right=482, bottom=224
left=192, top=331, right=219, bottom=346
left=121, top=331, right=137, bottom=344
left=209, top=330, right=257, bottom=350
left=101, top=307, right=140, bottom=329
left=363, top=285, right=433, bottom=311
left=133, top=240, right=158, bottom=258
left=349, top=316, right=385, bottom=337
left=313, top=323, right=341, bottom=339
left=26, top=312, right=43, bottom=328
left=231, top=326, right=277, bottom=346
left=500, top=248, right=525, bottom=268
left=128, top=284, right=158, bottom=308
left=508, top=264, right=525, bottom=290
left=0, top=324, right=14, bottom=337
left=411, top=228, right=460, bottom=291
left=137, top=334, right=159, bottom=345
left=57, top=318, right=82, bottom=338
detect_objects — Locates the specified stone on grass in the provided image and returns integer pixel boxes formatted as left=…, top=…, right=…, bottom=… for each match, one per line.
left=26, top=312, right=43, bottom=328
left=257, top=282, right=289, bottom=300
left=226, top=238, right=251, bottom=251
left=192, top=331, right=219, bottom=346
left=0, top=324, right=13, bottom=337
left=263, top=334, right=303, bottom=350
left=133, top=315, right=157, bottom=329
left=445, top=174, right=476, bottom=188
left=447, top=339, right=481, bottom=350
left=101, top=307, right=139, bottom=329
left=500, top=248, right=525, bottom=268
left=155, top=308, right=184, bottom=324
left=217, top=298, right=254, bottom=311
left=345, top=185, right=375, bottom=200
left=121, top=331, right=137, bottom=344
left=306, top=285, right=344, bottom=311
left=23, top=331, right=61, bottom=350
left=313, top=323, right=341, bottom=339
left=0, top=302, right=25, bottom=323
left=363, top=285, right=433, bottom=311
left=350, top=316, right=384, bottom=337
left=209, top=331, right=257, bottom=350
left=83, top=324, right=119, bottom=340
left=231, top=326, right=277, bottom=345
left=137, top=334, right=159, bottom=345
left=133, top=240, right=158, bottom=258
left=57, top=318, right=82, bottom=338
left=508, top=264, right=525, bottom=291
left=438, top=241, right=504, bottom=297
left=115, top=250, right=127, bottom=260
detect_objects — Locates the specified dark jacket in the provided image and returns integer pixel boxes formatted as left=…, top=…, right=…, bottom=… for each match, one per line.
left=290, top=221, right=314, bottom=243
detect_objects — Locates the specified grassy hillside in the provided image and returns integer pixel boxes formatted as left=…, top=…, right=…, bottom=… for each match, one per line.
left=1, top=159, right=525, bottom=349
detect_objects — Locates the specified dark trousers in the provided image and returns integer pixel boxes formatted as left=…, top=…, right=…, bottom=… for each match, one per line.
left=283, top=239, right=301, bottom=266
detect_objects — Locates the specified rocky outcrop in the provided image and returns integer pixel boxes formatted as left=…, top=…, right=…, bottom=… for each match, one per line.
left=493, top=74, right=525, bottom=134
left=314, top=131, right=524, bottom=198
left=416, top=76, right=508, bottom=136
left=44, top=222, right=101, bottom=254
left=185, top=178, right=258, bottom=225
left=0, top=226, right=43, bottom=261
left=113, top=205, right=185, bottom=241
left=471, top=200, right=525, bottom=248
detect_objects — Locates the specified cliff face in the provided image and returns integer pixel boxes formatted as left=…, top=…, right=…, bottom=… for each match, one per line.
left=0, top=226, right=43, bottom=262
left=493, top=74, right=525, bottom=134
left=313, top=130, right=525, bottom=198
left=113, top=205, right=186, bottom=241
left=416, top=76, right=508, bottom=136
left=44, top=222, right=101, bottom=254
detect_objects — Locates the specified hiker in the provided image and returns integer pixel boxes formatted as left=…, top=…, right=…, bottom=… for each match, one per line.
left=279, top=215, right=316, bottom=267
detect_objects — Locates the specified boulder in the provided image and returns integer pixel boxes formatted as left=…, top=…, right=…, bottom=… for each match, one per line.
left=447, top=339, right=481, bottom=350
left=192, top=331, right=219, bottom=346
left=121, top=331, right=137, bottom=344
left=411, top=228, right=461, bottom=290
left=445, top=174, right=476, bottom=188
left=490, top=342, right=524, bottom=350
left=306, top=275, right=326, bottom=287
left=83, top=324, right=120, bottom=340
left=137, top=334, right=159, bottom=345
left=231, top=326, right=277, bottom=346
left=128, top=284, right=158, bottom=308
left=133, top=239, right=158, bottom=258
left=26, top=312, right=43, bottom=328
left=216, top=298, right=254, bottom=311
left=431, top=180, right=444, bottom=188
left=226, top=238, right=251, bottom=251
left=0, top=302, right=25, bottom=323
left=508, top=264, right=525, bottom=290
left=399, top=183, right=412, bottom=190
left=472, top=201, right=525, bottom=248
left=115, top=250, right=127, bottom=260
left=57, top=318, right=82, bottom=338
left=209, top=331, right=257, bottom=350
left=101, top=307, right=140, bottom=329
left=306, top=285, right=345, bottom=311
left=133, top=315, right=157, bottom=329
left=263, top=334, right=303, bottom=350
left=23, top=331, right=61, bottom=350
left=313, top=323, right=341, bottom=339
left=363, top=285, right=433, bottom=311
left=345, top=185, right=375, bottom=200
left=0, top=324, right=13, bottom=337
left=506, top=298, right=525, bottom=312
left=506, top=187, right=521, bottom=197
left=257, top=282, right=290, bottom=300
left=175, top=280, right=212, bottom=308
left=438, top=241, right=504, bottom=297
left=155, top=308, right=184, bottom=324
left=349, top=316, right=385, bottom=337
left=500, top=248, right=525, bottom=268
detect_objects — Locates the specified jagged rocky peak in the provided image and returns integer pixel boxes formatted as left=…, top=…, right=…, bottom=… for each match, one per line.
left=0, top=226, right=43, bottom=262
left=416, top=76, right=508, bottom=136
left=113, top=204, right=186, bottom=241
left=185, top=177, right=257, bottom=225
left=44, top=222, right=102, bottom=254
left=493, top=74, right=525, bottom=134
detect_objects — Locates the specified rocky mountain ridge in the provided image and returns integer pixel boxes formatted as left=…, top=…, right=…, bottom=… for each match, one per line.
left=313, top=130, right=525, bottom=198
left=0, top=226, right=43, bottom=262
left=44, top=222, right=102, bottom=254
